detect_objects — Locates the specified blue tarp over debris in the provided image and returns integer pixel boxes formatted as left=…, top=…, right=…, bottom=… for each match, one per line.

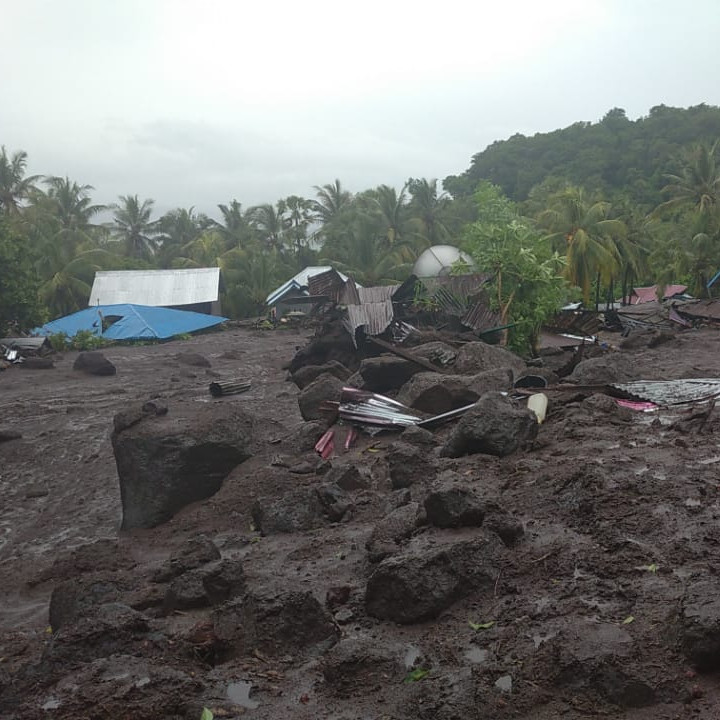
left=35, top=304, right=227, bottom=340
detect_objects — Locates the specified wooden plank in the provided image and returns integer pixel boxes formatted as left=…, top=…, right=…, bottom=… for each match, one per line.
left=368, top=336, right=449, bottom=374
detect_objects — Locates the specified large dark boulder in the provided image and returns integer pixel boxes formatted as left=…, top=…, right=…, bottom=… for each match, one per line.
left=153, top=534, right=221, bottom=582
left=112, top=403, right=254, bottom=529
left=568, top=353, right=637, bottom=385
left=213, top=590, right=339, bottom=658
left=453, top=342, right=525, bottom=376
left=164, top=559, right=246, bottom=612
left=397, top=368, right=513, bottom=414
left=441, top=392, right=538, bottom=458
left=357, top=355, right=421, bottom=392
left=410, top=341, right=457, bottom=368
left=297, top=373, right=345, bottom=422
left=365, top=535, right=503, bottom=623
left=73, top=351, right=116, bottom=376
left=292, top=360, right=351, bottom=389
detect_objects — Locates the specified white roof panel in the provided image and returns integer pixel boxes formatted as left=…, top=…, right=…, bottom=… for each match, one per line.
left=89, top=268, right=220, bottom=307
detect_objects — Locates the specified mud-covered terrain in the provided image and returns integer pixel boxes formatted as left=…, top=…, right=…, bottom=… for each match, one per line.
left=3, top=325, right=720, bottom=719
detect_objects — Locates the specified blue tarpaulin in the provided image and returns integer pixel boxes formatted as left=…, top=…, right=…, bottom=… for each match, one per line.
left=35, top=304, right=227, bottom=340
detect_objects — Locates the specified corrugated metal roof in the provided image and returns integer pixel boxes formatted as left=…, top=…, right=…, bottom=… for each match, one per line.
left=344, top=301, right=394, bottom=342
left=340, top=277, right=362, bottom=305
left=630, top=284, right=687, bottom=305
left=357, top=285, right=399, bottom=304
left=307, top=269, right=347, bottom=301
left=461, top=301, right=502, bottom=332
left=266, top=266, right=352, bottom=306
left=90, top=268, right=220, bottom=308
left=547, top=310, right=601, bottom=335
left=611, top=379, right=720, bottom=406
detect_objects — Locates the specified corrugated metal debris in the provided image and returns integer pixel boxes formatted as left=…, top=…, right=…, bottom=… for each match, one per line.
left=678, top=300, right=720, bottom=322
left=611, top=379, right=720, bottom=406
left=337, top=387, right=422, bottom=428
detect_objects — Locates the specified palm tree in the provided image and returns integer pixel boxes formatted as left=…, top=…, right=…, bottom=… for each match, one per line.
left=247, top=201, right=288, bottom=252
left=42, top=176, right=106, bottom=249
left=656, top=141, right=720, bottom=216
left=407, top=177, right=451, bottom=245
left=284, top=195, right=312, bottom=253
left=369, top=184, right=409, bottom=246
left=538, top=186, right=625, bottom=305
left=111, top=195, right=159, bottom=260
left=214, top=199, right=254, bottom=249
left=156, top=207, right=210, bottom=266
left=311, top=179, right=352, bottom=225
left=0, top=146, right=41, bottom=216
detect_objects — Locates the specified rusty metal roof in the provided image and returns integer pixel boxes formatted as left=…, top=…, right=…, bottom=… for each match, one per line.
left=307, top=268, right=347, bottom=300
left=344, top=301, right=394, bottom=340
left=461, top=301, right=502, bottom=332
left=547, top=310, right=601, bottom=335
left=340, top=277, right=362, bottom=305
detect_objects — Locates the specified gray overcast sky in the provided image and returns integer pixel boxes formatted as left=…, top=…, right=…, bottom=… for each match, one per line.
left=1, top=0, right=719, bottom=217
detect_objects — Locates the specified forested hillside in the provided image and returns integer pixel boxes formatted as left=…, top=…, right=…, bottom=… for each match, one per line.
left=2, top=103, right=720, bottom=353
left=445, top=104, right=720, bottom=208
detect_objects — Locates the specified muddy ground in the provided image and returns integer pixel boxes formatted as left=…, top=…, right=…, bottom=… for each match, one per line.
left=2, top=325, right=720, bottom=719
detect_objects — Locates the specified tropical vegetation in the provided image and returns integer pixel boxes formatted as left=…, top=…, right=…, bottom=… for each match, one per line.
left=1, top=104, right=720, bottom=353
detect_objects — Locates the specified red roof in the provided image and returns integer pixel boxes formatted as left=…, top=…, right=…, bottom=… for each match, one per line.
left=630, top=285, right=687, bottom=305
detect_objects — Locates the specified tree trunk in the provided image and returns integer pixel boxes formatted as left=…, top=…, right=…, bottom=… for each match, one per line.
left=594, top=272, right=601, bottom=311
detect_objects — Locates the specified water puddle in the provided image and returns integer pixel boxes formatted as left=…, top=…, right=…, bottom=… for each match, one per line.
left=404, top=644, right=421, bottom=668
left=494, top=675, right=513, bottom=693
left=41, top=698, right=61, bottom=710
left=464, top=646, right=487, bottom=664
left=227, top=681, right=259, bottom=710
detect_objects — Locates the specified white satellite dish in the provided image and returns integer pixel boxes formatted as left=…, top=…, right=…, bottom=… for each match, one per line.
left=412, top=245, right=475, bottom=277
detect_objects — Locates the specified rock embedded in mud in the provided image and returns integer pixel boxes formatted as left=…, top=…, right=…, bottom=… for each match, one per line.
left=398, top=368, right=513, bottom=414
left=424, top=483, right=485, bottom=529
left=177, top=352, right=211, bottom=367
left=49, top=574, right=128, bottom=631
left=297, top=372, right=345, bottom=423
left=388, top=441, right=436, bottom=489
left=365, top=536, right=503, bottom=623
left=112, top=403, right=254, bottom=529
left=399, top=424, right=438, bottom=448
left=440, top=392, right=538, bottom=458
left=164, top=559, right=246, bottom=611
left=681, top=579, right=720, bottom=671
left=73, top=351, right=116, bottom=376
left=357, top=355, right=421, bottom=392
left=410, top=341, right=458, bottom=367
left=321, top=638, right=404, bottom=695
left=154, top=534, right=221, bottom=582
left=453, top=342, right=525, bottom=376
left=212, top=590, right=339, bottom=658
left=19, top=356, right=54, bottom=369
left=366, top=501, right=423, bottom=563
left=568, top=353, right=637, bottom=385
left=326, top=462, right=370, bottom=491
left=292, top=360, right=351, bottom=390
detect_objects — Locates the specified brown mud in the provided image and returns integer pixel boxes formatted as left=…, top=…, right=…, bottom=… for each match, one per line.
left=3, top=326, right=720, bottom=719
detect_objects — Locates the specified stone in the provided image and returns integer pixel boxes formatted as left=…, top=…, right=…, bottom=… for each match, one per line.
left=365, top=536, right=503, bottom=623
left=388, top=441, right=436, bottom=489
left=322, top=638, right=404, bottom=694
left=155, top=534, right=221, bottom=582
left=251, top=485, right=349, bottom=534
left=112, top=403, right=254, bottom=529
left=164, top=558, right=246, bottom=611
left=366, top=502, right=423, bottom=563
left=20, top=357, right=54, bottom=369
left=325, top=462, right=370, bottom=491
left=424, top=483, right=485, bottom=528
left=357, top=355, right=420, bottom=392
left=453, top=342, right=525, bottom=376
left=484, top=510, right=525, bottom=546
left=292, top=360, right=351, bottom=389
left=681, top=579, right=720, bottom=670
left=410, top=341, right=457, bottom=367
left=568, top=353, right=637, bottom=385
left=398, top=368, right=513, bottom=414
left=73, top=351, right=116, bottom=376
left=213, top=591, right=339, bottom=658
left=297, top=373, right=345, bottom=422
left=399, top=424, right=438, bottom=448
left=177, top=352, right=211, bottom=367
left=49, top=575, right=128, bottom=631
left=440, top=392, right=538, bottom=458
left=284, top=421, right=327, bottom=453
left=0, top=429, right=22, bottom=443
left=325, top=586, right=352, bottom=608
